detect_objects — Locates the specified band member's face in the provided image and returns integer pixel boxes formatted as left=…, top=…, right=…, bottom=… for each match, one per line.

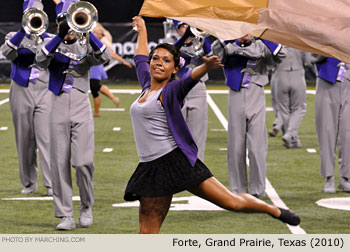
left=178, top=24, right=192, bottom=44
left=149, top=48, right=178, bottom=82
left=65, top=31, right=76, bottom=40
left=237, top=34, right=252, bottom=44
left=57, top=20, right=76, bottom=41
left=177, top=24, right=188, bottom=37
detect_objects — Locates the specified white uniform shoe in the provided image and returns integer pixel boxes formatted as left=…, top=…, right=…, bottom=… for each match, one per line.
left=282, top=134, right=302, bottom=148
left=338, top=177, right=350, bottom=192
left=46, top=188, right=53, bottom=196
left=323, top=176, right=336, bottom=193
left=21, top=184, right=37, bottom=195
left=79, top=207, right=93, bottom=227
left=269, top=127, right=279, bottom=137
left=56, top=217, right=76, bottom=230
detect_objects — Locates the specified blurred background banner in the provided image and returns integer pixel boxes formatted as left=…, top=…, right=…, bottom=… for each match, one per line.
left=140, top=0, right=350, bottom=63
left=0, top=0, right=151, bottom=82
left=0, top=0, right=145, bottom=23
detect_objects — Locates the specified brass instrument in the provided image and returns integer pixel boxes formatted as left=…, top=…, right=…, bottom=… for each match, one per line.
left=64, top=1, right=98, bottom=77
left=190, top=27, right=208, bottom=38
left=22, top=8, right=48, bottom=36
left=189, top=27, right=209, bottom=56
left=211, top=39, right=227, bottom=64
left=161, top=18, right=178, bottom=44
left=66, top=1, right=98, bottom=34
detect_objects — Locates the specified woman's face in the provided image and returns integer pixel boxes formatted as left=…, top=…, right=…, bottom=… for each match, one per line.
left=149, top=48, right=178, bottom=82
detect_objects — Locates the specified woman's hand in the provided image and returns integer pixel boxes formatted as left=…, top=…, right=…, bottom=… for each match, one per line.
left=203, top=56, right=224, bottom=71
left=132, top=16, right=149, bottom=56
left=191, top=56, right=223, bottom=80
left=132, top=16, right=146, bottom=33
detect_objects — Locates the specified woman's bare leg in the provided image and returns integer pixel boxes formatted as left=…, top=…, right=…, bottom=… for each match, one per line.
left=188, top=177, right=300, bottom=225
left=99, top=85, right=114, bottom=100
left=189, top=177, right=280, bottom=216
left=139, top=196, right=172, bottom=234
left=100, top=85, right=120, bottom=107
left=93, top=96, right=101, bottom=117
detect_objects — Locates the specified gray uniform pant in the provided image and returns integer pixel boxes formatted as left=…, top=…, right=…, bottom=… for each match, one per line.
left=270, top=73, right=283, bottom=130
left=275, top=69, right=307, bottom=139
left=181, top=82, right=208, bottom=161
left=9, top=80, right=51, bottom=189
left=315, top=78, right=350, bottom=178
left=50, top=89, right=95, bottom=217
left=227, top=84, right=267, bottom=196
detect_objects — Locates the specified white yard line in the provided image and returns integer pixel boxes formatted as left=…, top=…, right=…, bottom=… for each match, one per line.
left=103, top=148, right=114, bottom=152
left=207, top=92, right=306, bottom=234
left=307, top=148, right=317, bottom=153
left=108, top=89, right=317, bottom=95
left=0, top=88, right=317, bottom=95
left=99, top=108, right=125, bottom=111
left=0, top=98, right=9, bottom=106
left=110, top=89, right=315, bottom=95
left=2, top=196, right=80, bottom=201
left=210, top=129, right=226, bottom=132
left=206, top=94, right=228, bottom=131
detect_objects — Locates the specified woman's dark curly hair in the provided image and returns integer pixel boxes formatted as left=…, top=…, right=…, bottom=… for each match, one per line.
left=148, top=43, right=181, bottom=80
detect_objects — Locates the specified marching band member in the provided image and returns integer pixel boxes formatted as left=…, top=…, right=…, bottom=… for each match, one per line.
left=268, top=66, right=284, bottom=137
left=0, top=0, right=52, bottom=196
left=313, top=56, right=350, bottom=193
left=36, top=0, right=109, bottom=230
left=222, top=35, right=286, bottom=198
left=273, top=47, right=312, bottom=148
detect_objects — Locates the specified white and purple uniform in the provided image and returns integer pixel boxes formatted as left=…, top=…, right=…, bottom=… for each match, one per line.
left=272, top=47, right=312, bottom=147
left=314, top=56, right=350, bottom=180
left=223, top=39, right=286, bottom=197
left=36, top=11, right=110, bottom=218
left=0, top=0, right=52, bottom=193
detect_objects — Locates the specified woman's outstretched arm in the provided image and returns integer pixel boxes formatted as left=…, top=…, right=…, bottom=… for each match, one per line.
left=132, top=16, right=149, bottom=56
left=191, top=56, right=223, bottom=80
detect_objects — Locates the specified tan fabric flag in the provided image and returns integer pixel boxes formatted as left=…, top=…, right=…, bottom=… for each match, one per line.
left=140, top=0, right=350, bottom=63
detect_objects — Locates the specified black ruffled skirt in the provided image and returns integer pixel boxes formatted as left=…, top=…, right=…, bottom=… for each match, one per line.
left=124, top=148, right=213, bottom=201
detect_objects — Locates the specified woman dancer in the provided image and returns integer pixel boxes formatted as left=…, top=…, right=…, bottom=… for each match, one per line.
left=90, top=24, right=133, bottom=117
left=124, top=16, right=300, bottom=234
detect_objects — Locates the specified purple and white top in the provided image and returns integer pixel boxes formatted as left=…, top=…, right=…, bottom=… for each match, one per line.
left=132, top=54, right=200, bottom=166
left=130, top=88, right=177, bottom=162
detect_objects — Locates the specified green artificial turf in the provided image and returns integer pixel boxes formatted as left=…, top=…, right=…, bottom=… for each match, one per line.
left=0, top=85, right=349, bottom=234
